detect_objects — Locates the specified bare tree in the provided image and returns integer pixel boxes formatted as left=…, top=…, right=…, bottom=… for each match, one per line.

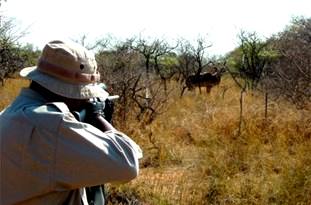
left=227, top=31, right=272, bottom=134
left=96, top=37, right=172, bottom=127
left=177, top=37, right=213, bottom=96
left=176, top=40, right=196, bottom=82
left=73, top=34, right=109, bottom=51
left=237, top=31, right=269, bottom=89
left=152, top=45, right=178, bottom=95
left=96, top=38, right=140, bottom=127
left=132, top=37, right=176, bottom=103
left=267, top=17, right=311, bottom=108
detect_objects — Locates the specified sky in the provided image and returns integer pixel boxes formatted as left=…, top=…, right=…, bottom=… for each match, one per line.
left=1, top=0, right=310, bottom=56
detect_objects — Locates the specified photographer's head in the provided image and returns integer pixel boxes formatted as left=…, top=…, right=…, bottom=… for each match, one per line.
left=20, top=40, right=108, bottom=100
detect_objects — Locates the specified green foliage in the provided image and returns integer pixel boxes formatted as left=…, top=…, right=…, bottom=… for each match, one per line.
left=0, top=39, right=24, bottom=80
left=19, top=43, right=41, bottom=67
left=226, top=47, right=243, bottom=72
left=226, top=31, right=278, bottom=90
left=158, top=53, right=178, bottom=67
left=0, top=17, right=40, bottom=85
left=156, top=53, right=179, bottom=76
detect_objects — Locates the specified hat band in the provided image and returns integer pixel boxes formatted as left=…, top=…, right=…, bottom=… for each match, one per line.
left=37, top=60, right=100, bottom=84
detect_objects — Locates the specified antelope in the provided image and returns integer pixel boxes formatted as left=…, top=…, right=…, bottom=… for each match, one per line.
left=181, top=68, right=225, bottom=96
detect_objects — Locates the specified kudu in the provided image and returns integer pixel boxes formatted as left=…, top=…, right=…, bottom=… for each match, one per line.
left=181, top=67, right=225, bottom=96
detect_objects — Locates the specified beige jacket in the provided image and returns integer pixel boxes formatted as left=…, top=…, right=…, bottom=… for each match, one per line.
left=0, top=88, right=142, bottom=205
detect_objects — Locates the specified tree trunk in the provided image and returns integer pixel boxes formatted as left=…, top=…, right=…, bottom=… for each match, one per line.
left=122, top=86, right=127, bottom=128
left=238, top=90, right=244, bottom=135
left=264, top=91, right=268, bottom=119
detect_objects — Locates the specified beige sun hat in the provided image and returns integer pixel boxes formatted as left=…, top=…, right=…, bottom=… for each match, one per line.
left=20, top=40, right=109, bottom=99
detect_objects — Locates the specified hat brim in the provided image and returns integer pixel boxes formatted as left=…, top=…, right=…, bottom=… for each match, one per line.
left=20, top=66, right=109, bottom=100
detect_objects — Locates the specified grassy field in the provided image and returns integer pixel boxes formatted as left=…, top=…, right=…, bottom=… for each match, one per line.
left=1, top=78, right=311, bottom=205
left=0, top=78, right=29, bottom=110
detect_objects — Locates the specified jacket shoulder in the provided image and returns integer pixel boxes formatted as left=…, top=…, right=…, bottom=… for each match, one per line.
left=24, top=103, right=70, bottom=132
left=46, top=102, right=70, bottom=113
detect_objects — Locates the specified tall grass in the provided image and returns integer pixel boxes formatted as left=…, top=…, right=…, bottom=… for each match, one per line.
left=0, top=78, right=29, bottom=110
left=115, top=76, right=311, bottom=205
left=1, top=77, right=311, bottom=205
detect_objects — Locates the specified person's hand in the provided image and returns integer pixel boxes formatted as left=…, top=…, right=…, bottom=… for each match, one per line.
left=89, top=114, right=115, bottom=132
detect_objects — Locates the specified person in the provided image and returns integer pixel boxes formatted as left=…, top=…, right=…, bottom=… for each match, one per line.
left=0, top=40, right=143, bottom=205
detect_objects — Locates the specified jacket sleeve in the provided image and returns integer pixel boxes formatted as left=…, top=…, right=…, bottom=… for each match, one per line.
left=52, top=110, right=143, bottom=191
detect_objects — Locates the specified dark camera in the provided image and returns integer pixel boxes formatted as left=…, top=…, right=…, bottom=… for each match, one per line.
left=73, top=95, right=119, bottom=124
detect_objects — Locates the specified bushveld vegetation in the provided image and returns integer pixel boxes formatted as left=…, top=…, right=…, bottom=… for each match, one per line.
left=1, top=76, right=310, bottom=205
left=1, top=4, right=310, bottom=204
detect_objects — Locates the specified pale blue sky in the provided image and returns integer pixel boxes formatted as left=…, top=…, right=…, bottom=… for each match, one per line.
left=2, top=0, right=310, bottom=55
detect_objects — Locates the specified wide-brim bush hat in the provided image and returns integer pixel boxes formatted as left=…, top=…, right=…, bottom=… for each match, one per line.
left=20, top=40, right=109, bottom=100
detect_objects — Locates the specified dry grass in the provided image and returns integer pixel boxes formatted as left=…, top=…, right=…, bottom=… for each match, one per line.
left=1, top=77, right=311, bottom=205
left=115, top=76, right=311, bottom=205
left=0, top=78, right=29, bottom=110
